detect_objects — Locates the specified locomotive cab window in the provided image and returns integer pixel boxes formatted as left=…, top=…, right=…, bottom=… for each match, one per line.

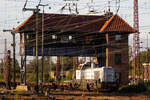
left=115, top=53, right=122, bottom=64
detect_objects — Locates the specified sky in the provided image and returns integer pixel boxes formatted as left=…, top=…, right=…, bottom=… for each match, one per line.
left=0, top=0, right=150, bottom=62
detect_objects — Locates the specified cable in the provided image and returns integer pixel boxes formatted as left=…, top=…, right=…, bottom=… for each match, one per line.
left=7, top=12, right=135, bottom=57
left=23, top=0, right=28, bottom=9
left=1, top=0, right=149, bottom=60
left=15, top=13, right=136, bottom=47
left=38, top=0, right=41, bottom=7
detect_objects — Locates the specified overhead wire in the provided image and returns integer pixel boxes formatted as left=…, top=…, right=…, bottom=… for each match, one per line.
left=23, top=0, right=28, bottom=9
left=3, top=0, right=149, bottom=29
left=13, top=0, right=137, bottom=33
left=18, top=13, right=131, bottom=48
left=2, top=0, right=150, bottom=57
left=38, top=0, right=41, bottom=7
left=15, top=13, right=135, bottom=47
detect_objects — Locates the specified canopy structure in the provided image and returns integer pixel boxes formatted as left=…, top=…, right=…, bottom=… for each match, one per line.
left=14, top=13, right=136, bottom=56
left=14, top=13, right=136, bottom=84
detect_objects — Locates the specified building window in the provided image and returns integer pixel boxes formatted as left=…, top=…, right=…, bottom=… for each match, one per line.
left=69, top=35, right=72, bottom=40
left=115, top=35, right=121, bottom=41
left=26, top=34, right=29, bottom=39
left=52, top=35, right=57, bottom=39
left=115, top=54, right=122, bottom=64
left=61, top=35, right=69, bottom=43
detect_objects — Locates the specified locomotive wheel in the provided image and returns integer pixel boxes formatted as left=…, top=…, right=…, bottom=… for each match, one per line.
left=72, top=79, right=80, bottom=90
left=90, top=83, right=94, bottom=89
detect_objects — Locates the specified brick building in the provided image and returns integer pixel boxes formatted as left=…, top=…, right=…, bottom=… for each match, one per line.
left=14, top=13, right=136, bottom=85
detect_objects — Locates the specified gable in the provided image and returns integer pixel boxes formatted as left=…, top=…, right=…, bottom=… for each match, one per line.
left=100, top=14, right=136, bottom=33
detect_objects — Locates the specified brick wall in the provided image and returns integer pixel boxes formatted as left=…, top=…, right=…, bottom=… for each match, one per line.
left=108, top=33, right=129, bottom=85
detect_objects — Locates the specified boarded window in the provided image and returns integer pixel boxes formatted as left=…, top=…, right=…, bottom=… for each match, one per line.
left=115, top=54, right=122, bottom=64
left=60, top=35, right=70, bottom=43
left=85, top=36, right=93, bottom=44
left=115, top=35, right=121, bottom=41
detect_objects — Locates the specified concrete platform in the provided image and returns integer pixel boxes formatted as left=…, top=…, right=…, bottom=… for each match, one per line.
left=16, top=85, right=28, bottom=91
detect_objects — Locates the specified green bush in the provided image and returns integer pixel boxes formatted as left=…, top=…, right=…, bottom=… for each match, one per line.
left=0, top=75, right=4, bottom=81
left=147, top=86, right=150, bottom=92
left=27, top=73, right=36, bottom=82
left=44, top=73, right=49, bottom=82
left=118, top=82, right=147, bottom=93
left=66, top=70, right=73, bottom=80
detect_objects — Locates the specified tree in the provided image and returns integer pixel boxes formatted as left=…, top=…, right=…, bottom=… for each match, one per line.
left=129, top=48, right=150, bottom=77
left=26, top=56, right=55, bottom=73
left=11, top=58, right=20, bottom=73
left=10, top=58, right=20, bottom=81
left=60, top=57, right=73, bottom=71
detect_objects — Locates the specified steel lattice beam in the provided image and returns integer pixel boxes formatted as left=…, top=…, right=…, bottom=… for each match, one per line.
left=133, top=0, right=140, bottom=81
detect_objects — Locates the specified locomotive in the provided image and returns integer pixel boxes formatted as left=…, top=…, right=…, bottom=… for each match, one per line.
left=73, top=62, right=120, bottom=91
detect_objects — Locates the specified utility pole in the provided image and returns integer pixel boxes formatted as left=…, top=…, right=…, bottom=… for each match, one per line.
left=4, top=39, right=7, bottom=74
left=3, top=29, right=16, bottom=89
left=35, top=6, right=39, bottom=94
left=41, top=5, right=44, bottom=94
left=24, top=34, right=27, bottom=85
left=146, top=33, right=149, bottom=80
left=133, top=0, right=140, bottom=82
left=23, top=5, right=40, bottom=94
left=4, top=39, right=7, bottom=59
left=12, top=31, right=16, bottom=88
left=38, top=4, right=48, bottom=94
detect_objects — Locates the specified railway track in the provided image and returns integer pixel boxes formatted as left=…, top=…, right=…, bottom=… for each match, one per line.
left=0, top=89, right=150, bottom=100
left=0, top=84, right=150, bottom=100
left=0, top=81, right=114, bottom=93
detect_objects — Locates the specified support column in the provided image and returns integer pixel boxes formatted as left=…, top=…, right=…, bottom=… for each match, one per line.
left=61, top=57, right=64, bottom=79
left=21, top=56, right=24, bottom=84
left=105, top=33, right=109, bottom=67
left=73, top=56, right=78, bottom=79
left=56, top=56, right=61, bottom=82
left=35, top=6, right=39, bottom=94
left=24, top=55, right=27, bottom=85
left=41, top=6, right=45, bottom=94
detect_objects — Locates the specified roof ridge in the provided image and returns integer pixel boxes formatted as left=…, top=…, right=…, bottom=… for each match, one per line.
left=99, top=14, right=116, bottom=32
left=13, top=14, right=33, bottom=32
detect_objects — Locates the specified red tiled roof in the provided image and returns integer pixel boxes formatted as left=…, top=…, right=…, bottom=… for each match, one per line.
left=100, top=14, right=136, bottom=33
left=13, top=14, right=33, bottom=32
left=14, top=13, right=136, bottom=33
